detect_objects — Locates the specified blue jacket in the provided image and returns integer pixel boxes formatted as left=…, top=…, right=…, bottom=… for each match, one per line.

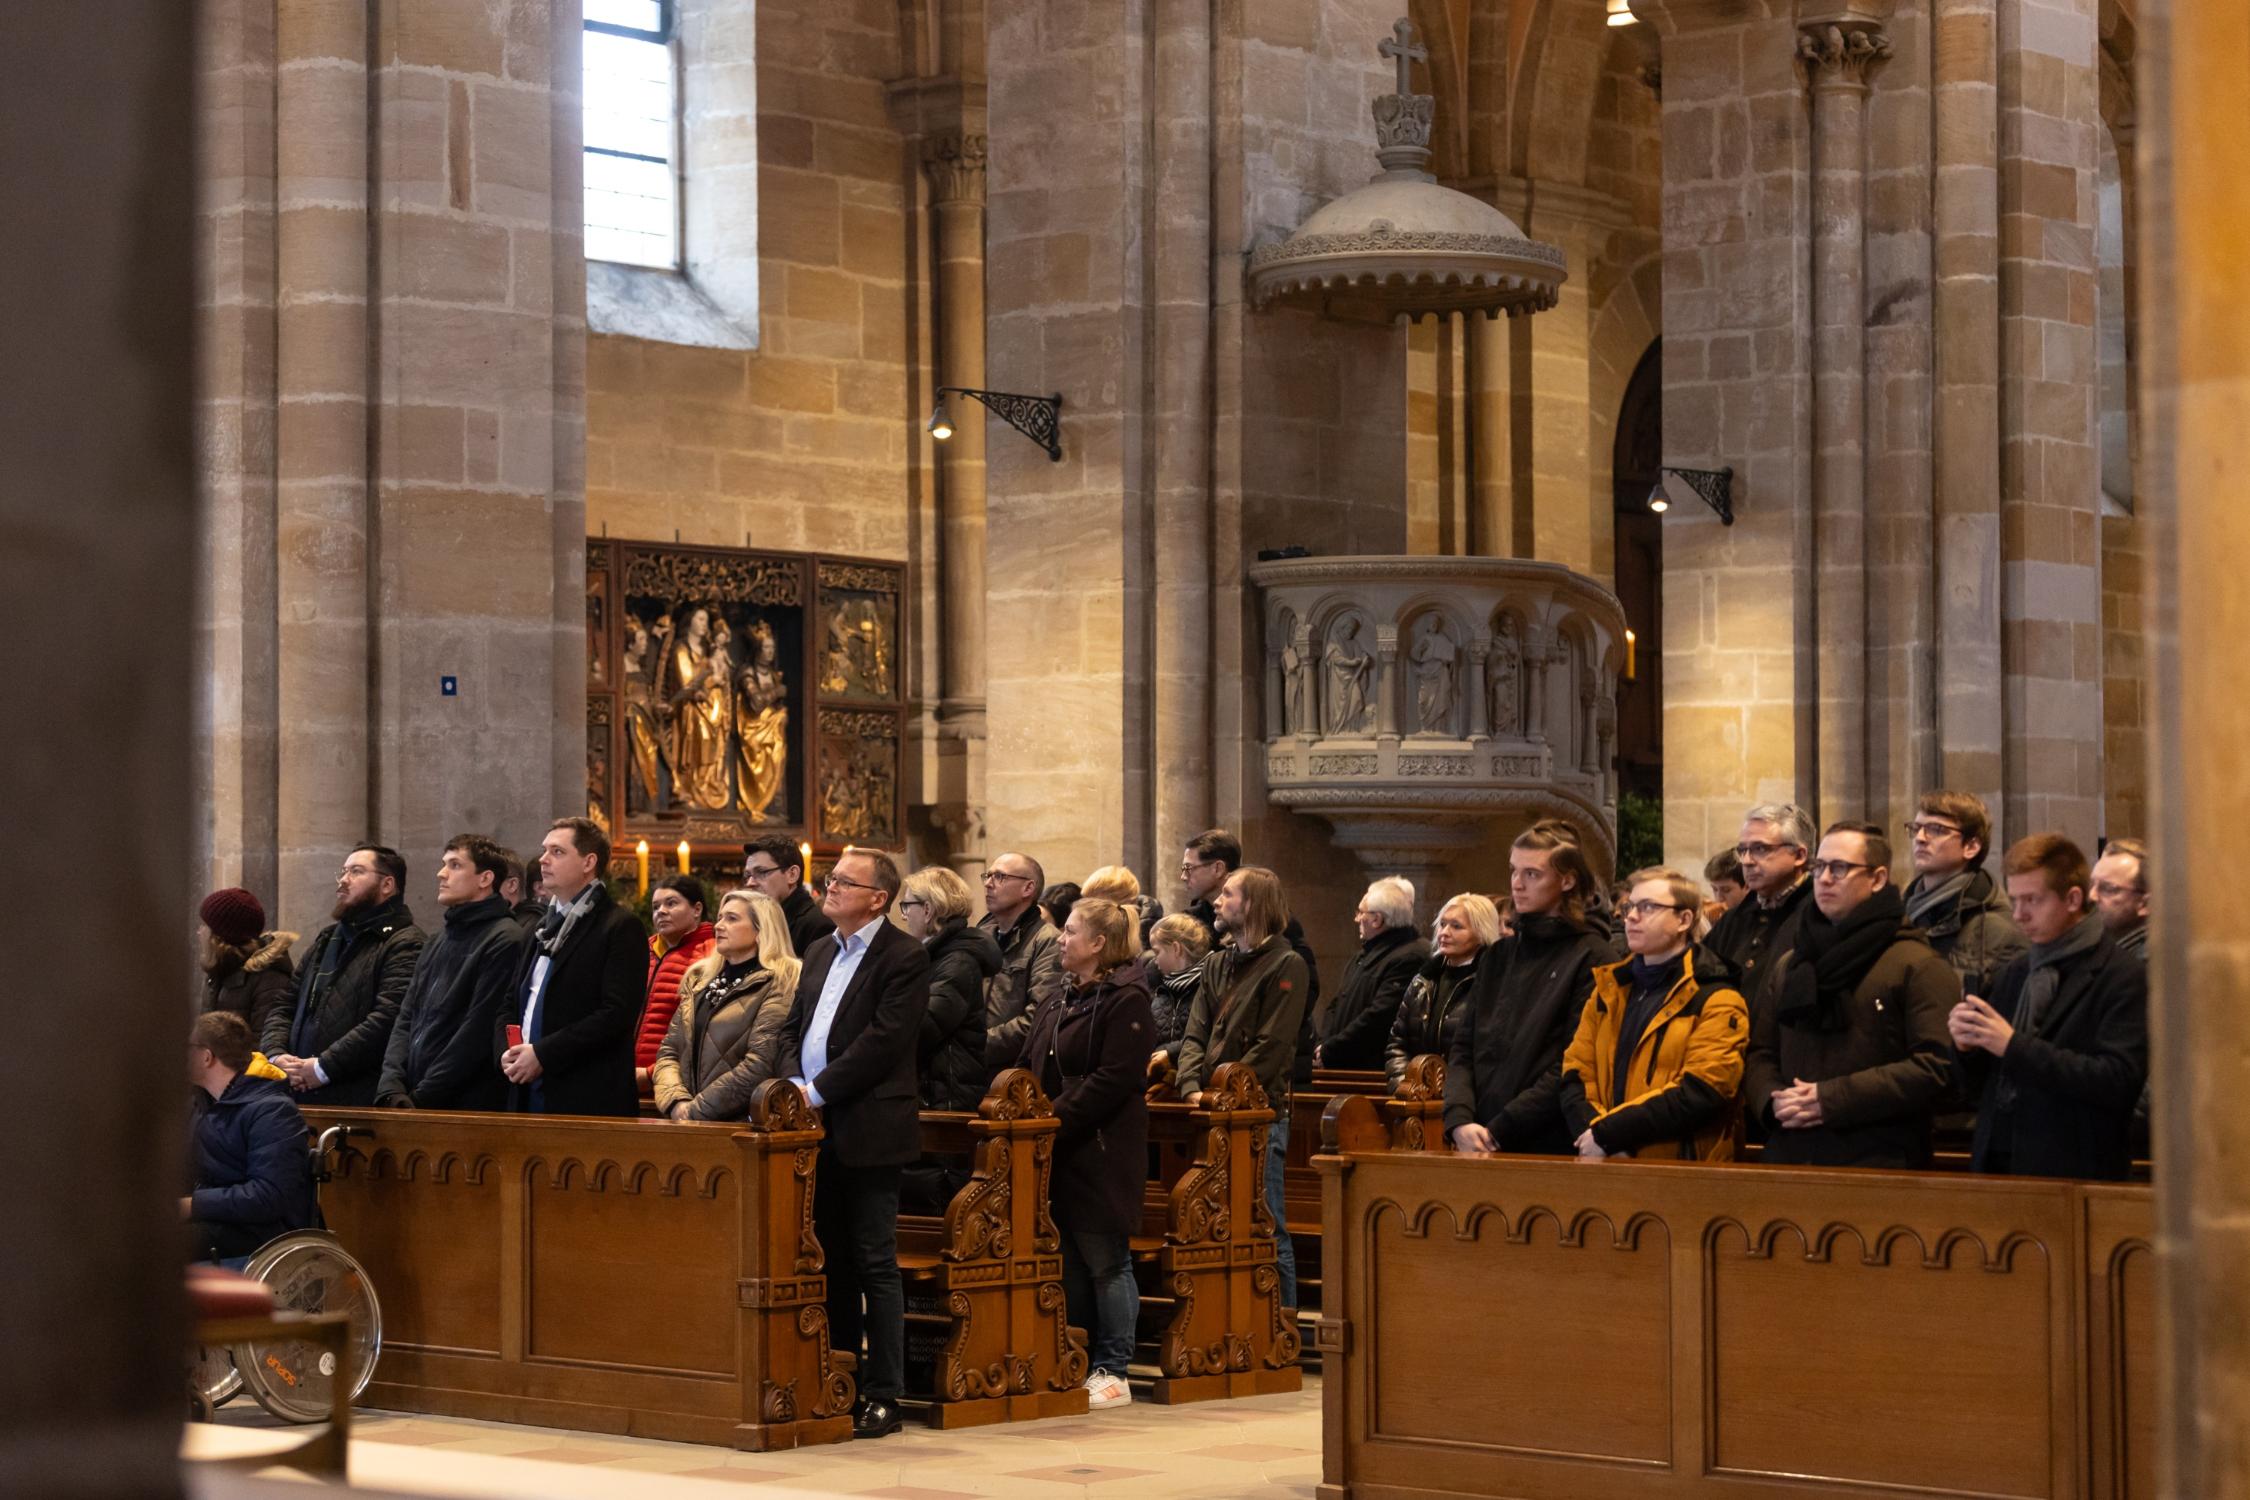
left=189, top=1074, right=317, bottom=1242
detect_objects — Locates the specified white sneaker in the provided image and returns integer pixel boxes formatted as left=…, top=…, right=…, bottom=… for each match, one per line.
left=1084, top=1369, right=1132, bottom=1409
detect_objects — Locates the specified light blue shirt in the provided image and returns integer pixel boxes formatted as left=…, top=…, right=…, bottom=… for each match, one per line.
left=794, top=923, right=872, bottom=1109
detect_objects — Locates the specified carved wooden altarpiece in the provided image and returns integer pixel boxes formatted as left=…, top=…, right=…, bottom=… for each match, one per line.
left=587, top=539, right=905, bottom=862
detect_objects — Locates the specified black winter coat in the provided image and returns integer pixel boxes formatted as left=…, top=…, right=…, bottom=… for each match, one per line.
left=1319, top=927, right=1429, bottom=1072
left=1441, top=912, right=1608, bottom=1153
left=1019, top=964, right=1154, bottom=1235
left=502, top=885, right=648, bottom=1118
left=1963, top=926, right=2148, bottom=1180
left=1187, top=896, right=1323, bottom=1087
left=1745, top=925, right=1961, bottom=1169
left=920, top=917, right=1001, bottom=1110
left=1384, top=953, right=1480, bottom=1088
left=377, top=895, right=527, bottom=1111
left=261, top=898, right=426, bottom=1108
left=203, top=931, right=300, bottom=1043
left=778, top=918, right=932, bottom=1167
left=189, top=1074, right=318, bottom=1253
left=1706, top=876, right=1814, bottom=1003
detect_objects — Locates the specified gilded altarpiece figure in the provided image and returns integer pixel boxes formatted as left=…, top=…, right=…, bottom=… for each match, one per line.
left=586, top=542, right=906, bottom=860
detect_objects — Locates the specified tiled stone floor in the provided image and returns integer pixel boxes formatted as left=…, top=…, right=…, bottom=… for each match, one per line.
left=184, top=1377, right=1324, bottom=1498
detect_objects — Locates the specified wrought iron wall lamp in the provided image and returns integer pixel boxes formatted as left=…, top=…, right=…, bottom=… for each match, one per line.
left=1647, top=465, right=1734, bottom=525
left=927, top=387, right=1065, bottom=462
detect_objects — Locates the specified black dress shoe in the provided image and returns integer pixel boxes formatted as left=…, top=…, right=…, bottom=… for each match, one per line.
left=852, top=1398, right=903, bottom=1439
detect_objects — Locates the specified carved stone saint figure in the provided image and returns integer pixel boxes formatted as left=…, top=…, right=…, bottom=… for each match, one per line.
left=663, top=605, right=734, bottom=810
left=1281, top=638, right=1308, bottom=735
left=1487, top=615, right=1521, bottom=737
left=1324, top=616, right=1375, bottom=735
left=1410, top=616, right=1458, bottom=735
left=622, top=614, right=664, bottom=813
left=732, top=621, right=789, bottom=822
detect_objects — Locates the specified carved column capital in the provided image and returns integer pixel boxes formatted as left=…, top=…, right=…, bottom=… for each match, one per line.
left=1798, top=22, right=1891, bottom=87
left=921, top=133, right=988, bottom=205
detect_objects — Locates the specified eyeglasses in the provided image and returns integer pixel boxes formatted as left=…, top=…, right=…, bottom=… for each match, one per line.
left=982, top=871, right=1034, bottom=886
left=1180, top=858, right=1218, bottom=875
left=743, top=863, right=782, bottom=879
left=1733, top=842, right=1798, bottom=861
left=1904, top=820, right=1963, bottom=842
left=1620, top=899, right=1690, bottom=919
left=896, top=898, right=928, bottom=912
left=1810, top=858, right=1876, bottom=880
left=823, top=873, right=880, bottom=894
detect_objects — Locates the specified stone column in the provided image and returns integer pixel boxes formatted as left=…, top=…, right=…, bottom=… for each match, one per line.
left=1800, top=18, right=1889, bottom=828
left=1, top=5, right=196, bottom=1492
left=924, top=131, right=991, bottom=885
left=1932, top=0, right=2007, bottom=818
left=197, top=0, right=281, bottom=904
left=2139, top=5, right=2250, bottom=1490
left=1519, top=181, right=1628, bottom=578
left=1469, top=313, right=1515, bottom=555
left=1151, top=0, right=1215, bottom=890
left=275, top=0, right=373, bottom=929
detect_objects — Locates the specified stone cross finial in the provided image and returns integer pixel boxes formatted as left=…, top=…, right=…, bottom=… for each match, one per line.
left=1378, top=18, right=1427, bottom=97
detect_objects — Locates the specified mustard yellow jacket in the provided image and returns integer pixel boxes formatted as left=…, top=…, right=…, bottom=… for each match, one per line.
left=1559, top=946, right=1747, bottom=1161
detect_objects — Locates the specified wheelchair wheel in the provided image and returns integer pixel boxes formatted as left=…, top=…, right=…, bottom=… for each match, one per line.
left=231, top=1231, right=383, bottom=1424
left=189, top=1343, right=242, bottom=1413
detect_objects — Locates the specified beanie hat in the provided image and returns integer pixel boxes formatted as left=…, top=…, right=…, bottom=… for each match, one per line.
left=200, top=888, right=267, bottom=948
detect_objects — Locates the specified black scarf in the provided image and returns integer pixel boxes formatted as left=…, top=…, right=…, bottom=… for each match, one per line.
left=1512, top=911, right=1588, bottom=948
left=1777, top=887, right=1906, bottom=1031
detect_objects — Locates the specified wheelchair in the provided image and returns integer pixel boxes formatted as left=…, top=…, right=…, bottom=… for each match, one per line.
left=189, top=1124, right=384, bottom=1424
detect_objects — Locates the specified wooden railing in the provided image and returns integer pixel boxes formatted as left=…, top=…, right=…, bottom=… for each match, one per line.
left=1140, top=1062, right=1303, bottom=1402
left=305, top=1081, right=853, bottom=1451
left=1313, top=1098, right=2156, bottom=1500
left=899, top=1069, right=1089, bottom=1427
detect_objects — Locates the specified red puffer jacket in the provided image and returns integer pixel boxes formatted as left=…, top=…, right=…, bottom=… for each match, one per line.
left=637, top=923, right=715, bottom=1070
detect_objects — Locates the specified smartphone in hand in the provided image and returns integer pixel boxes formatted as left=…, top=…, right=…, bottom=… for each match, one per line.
left=506, top=1024, right=524, bottom=1050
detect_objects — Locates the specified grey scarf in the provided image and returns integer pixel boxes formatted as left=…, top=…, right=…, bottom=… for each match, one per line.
left=1905, top=869, right=1974, bottom=928
left=1994, top=914, right=2102, bottom=1110
left=535, top=881, right=603, bottom=959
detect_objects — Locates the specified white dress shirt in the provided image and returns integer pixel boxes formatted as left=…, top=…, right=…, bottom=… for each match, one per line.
left=794, top=922, right=873, bottom=1109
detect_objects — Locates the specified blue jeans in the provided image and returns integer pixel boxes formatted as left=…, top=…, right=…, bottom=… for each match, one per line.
left=1061, top=1227, right=1138, bottom=1376
left=1266, top=1110, right=1297, bottom=1308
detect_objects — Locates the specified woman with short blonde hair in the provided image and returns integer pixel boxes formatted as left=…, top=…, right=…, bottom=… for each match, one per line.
left=896, top=863, right=1001, bottom=1112
left=1080, top=865, right=1142, bottom=905
left=654, top=890, right=800, bottom=1121
left=1384, top=892, right=1499, bottom=1089
left=1014, top=896, right=1155, bottom=1407
left=896, top=865, right=975, bottom=929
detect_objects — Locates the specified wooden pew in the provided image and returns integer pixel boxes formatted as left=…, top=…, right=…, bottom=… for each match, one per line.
left=1138, top=1062, right=1304, bottom=1403
left=1312, top=1112, right=2156, bottom=1500
left=896, top=1069, right=1090, bottom=1428
left=1284, top=1067, right=1412, bottom=1311
left=304, top=1080, right=854, bottom=1451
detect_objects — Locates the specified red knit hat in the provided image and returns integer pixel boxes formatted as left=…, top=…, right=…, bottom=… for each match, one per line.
left=199, top=887, right=267, bottom=947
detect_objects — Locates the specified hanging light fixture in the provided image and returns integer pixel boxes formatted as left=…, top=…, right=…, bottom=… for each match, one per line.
left=926, top=395, right=954, bottom=443
left=924, top=386, right=1062, bottom=461
left=1606, top=0, right=1637, bottom=26
left=1648, top=466, right=1736, bottom=525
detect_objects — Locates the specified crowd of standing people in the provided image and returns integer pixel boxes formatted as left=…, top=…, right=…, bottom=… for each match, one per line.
left=187, top=792, right=2152, bottom=1432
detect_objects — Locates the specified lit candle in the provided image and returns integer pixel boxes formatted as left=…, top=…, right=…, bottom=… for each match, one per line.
left=800, top=841, right=813, bottom=880
left=635, top=839, right=650, bottom=898
left=676, top=839, right=692, bottom=874
left=1624, top=628, right=1637, bottom=681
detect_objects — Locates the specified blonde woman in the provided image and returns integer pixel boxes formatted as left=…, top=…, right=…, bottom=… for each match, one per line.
left=894, top=865, right=1001, bottom=1111
left=1015, top=897, right=1152, bottom=1408
left=1142, top=912, right=1212, bottom=1086
left=1082, top=864, right=1163, bottom=944
left=1384, top=893, right=1501, bottom=1089
left=653, top=889, right=800, bottom=1121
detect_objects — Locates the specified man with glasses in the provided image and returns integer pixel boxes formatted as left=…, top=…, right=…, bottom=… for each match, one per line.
left=1705, top=803, right=1817, bottom=1003
left=263, top=844, right=425, bottom=1106
left=776, top=847, right=930, bottom=1440
left=2090, top=837, right=2150, bottom=960
left=1561, top=867, right=1748, bottom=1162
left=979, top=852, right=1064, bottom=1071
left=742, top=835, right=834, bottom=959
left=1744, top=822, right=1960, bottom=1168
left=1901, top=790, right=2025, bottom=998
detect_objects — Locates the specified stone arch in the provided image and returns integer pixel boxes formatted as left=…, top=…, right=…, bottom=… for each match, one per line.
left=1510, top=0, right=1614, bottom=187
